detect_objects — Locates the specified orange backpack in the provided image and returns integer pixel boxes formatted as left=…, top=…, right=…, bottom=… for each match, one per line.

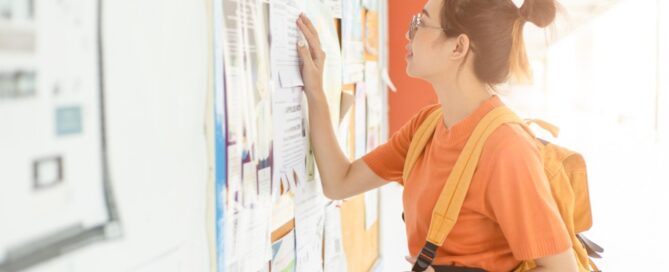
left=405, top=106, right=603, bottom=272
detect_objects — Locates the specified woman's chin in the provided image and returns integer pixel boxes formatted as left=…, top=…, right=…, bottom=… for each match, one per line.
left=405, top=66, right=417, bottom=78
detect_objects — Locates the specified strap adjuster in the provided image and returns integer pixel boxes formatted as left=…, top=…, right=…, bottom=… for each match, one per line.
left=411, top=242, right=438, bottom=271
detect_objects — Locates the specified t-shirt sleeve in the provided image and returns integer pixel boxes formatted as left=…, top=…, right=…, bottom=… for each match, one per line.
left=362, top=104, right=439, bottom=184
left=484, top=127, right=572, bottom=260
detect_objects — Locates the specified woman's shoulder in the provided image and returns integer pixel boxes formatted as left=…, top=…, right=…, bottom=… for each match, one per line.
left=474, top=123, right=546, bottom=188
left=482, top=122, right=542, bottom=161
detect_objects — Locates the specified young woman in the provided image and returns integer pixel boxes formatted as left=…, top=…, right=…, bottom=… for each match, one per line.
left=296, top=0, right=577, bottom=271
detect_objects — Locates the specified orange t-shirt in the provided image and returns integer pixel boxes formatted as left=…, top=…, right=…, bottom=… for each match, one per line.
left=362, top=96, right=571, bottom=271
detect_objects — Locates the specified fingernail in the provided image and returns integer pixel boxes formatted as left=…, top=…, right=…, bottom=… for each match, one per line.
left=298, top=40, right=306, bottom=47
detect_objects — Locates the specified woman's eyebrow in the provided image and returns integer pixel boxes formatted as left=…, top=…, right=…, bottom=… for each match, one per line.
left=422, top=8, right=430, bottom=17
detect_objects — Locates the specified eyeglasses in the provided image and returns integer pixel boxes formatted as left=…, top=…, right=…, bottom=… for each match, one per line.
left=408, top=13, right=444, bottom=40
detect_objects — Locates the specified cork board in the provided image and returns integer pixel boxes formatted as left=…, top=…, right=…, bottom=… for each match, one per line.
left=339, top=83, right=380, bottom=271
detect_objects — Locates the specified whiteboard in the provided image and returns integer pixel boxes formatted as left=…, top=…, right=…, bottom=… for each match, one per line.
left=0, top=0, right=119, bottom=270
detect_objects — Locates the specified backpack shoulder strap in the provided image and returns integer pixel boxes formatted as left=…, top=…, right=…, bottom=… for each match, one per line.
left=403, top=107, right=537, bottom=183
left=402, top=107, right=444, bottom=182
left=412, top=106, right=525, bottom=271
left=425, top=106, right=523, bottom=245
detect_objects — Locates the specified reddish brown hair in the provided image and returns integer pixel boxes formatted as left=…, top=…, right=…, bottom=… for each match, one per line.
left=440, top=0, right=557, bottom=84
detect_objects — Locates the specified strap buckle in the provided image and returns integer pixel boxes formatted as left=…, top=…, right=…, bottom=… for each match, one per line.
left=411, top=242, right=438, bottom=271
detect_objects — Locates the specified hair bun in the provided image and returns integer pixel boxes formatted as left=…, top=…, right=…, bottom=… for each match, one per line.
left=519, top=0, right=557, bottom=28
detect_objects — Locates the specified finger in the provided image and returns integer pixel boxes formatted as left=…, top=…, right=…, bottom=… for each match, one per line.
left=299, top=13, right=319, bottom=38
left=298, top=22, right=325, bottom=63
left=296, top=16, right=318, bottom=42
left=297, top=18, right=322, bottom=58
left=296, top=40, right=313, bottom=66
left=297, top=16, right=322, bottom=53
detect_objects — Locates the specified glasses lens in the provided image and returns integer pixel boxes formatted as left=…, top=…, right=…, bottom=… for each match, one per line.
left=409, top=15, right=417, bottom=39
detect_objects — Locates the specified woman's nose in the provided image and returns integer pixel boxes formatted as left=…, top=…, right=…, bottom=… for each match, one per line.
left=405, top=30, right=410, bottom=41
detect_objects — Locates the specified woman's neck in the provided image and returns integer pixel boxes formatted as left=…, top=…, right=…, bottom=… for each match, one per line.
left=431, top=76, right=492, bottom=130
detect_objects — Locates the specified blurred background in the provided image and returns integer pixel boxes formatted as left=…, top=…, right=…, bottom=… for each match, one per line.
left=1, top=0, right=667, bottom=271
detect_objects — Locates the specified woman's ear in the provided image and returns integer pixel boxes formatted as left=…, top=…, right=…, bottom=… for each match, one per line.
left=451, top=34, right=471, bottom=60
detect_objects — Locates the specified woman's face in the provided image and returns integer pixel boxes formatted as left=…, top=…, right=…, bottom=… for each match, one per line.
left=405, top=0, right=458, bottom=81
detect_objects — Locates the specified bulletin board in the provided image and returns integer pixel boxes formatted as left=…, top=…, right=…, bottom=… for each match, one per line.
left=339, top=82, right=381, bottom=272
left=341, top=196, right=380, bottom=271
left=212, top=0, right=386, bottom=271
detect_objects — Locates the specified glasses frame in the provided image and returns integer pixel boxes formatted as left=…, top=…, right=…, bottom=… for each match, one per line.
left=408, top=13, right=444, bottom=40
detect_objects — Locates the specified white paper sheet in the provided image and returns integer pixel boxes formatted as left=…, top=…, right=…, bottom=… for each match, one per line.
left=258, top=167, right=272, bottom=199
left=222, top=0, right=244, bottom=148
left=243, top=161, right=259, bottom=207
left=244, top=202, right=272, bottom=271
left=227, top=143, right=243, bottom=212
left=270, top=0, right=305, bottom=88
left=271, top=229, right=297, bottom=272
left=321, top=0, right=342, bottom=18
left=271, top=86, right=308, bottom=194
left=362, top=0, right=378, bottom=11
left=354, top=83, right=367, bottom=159
left=323, top=203, right=347, bottom=272
left=294, top=178, right=326, bottom=272
left=365, top=61, right=383, bottom=151
left=342, top=0, right=365, bottom=84
left=224, top=203, right=272, bottom=272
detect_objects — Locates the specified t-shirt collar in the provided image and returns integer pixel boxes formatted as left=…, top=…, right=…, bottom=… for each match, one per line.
left=436, top=95, right=503, bottom=143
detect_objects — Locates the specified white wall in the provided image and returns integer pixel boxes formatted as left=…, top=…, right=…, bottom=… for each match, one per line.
left=506, top=1, right=669, bottom=270
left=660, top=0, right=669, bottom=143
left=27, top=0, right=214, bottom=271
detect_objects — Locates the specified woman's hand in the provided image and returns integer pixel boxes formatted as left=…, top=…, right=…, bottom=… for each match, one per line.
left=296, top=14, right=325, bottom=99
left=405, top=256, right=436, bottom=272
